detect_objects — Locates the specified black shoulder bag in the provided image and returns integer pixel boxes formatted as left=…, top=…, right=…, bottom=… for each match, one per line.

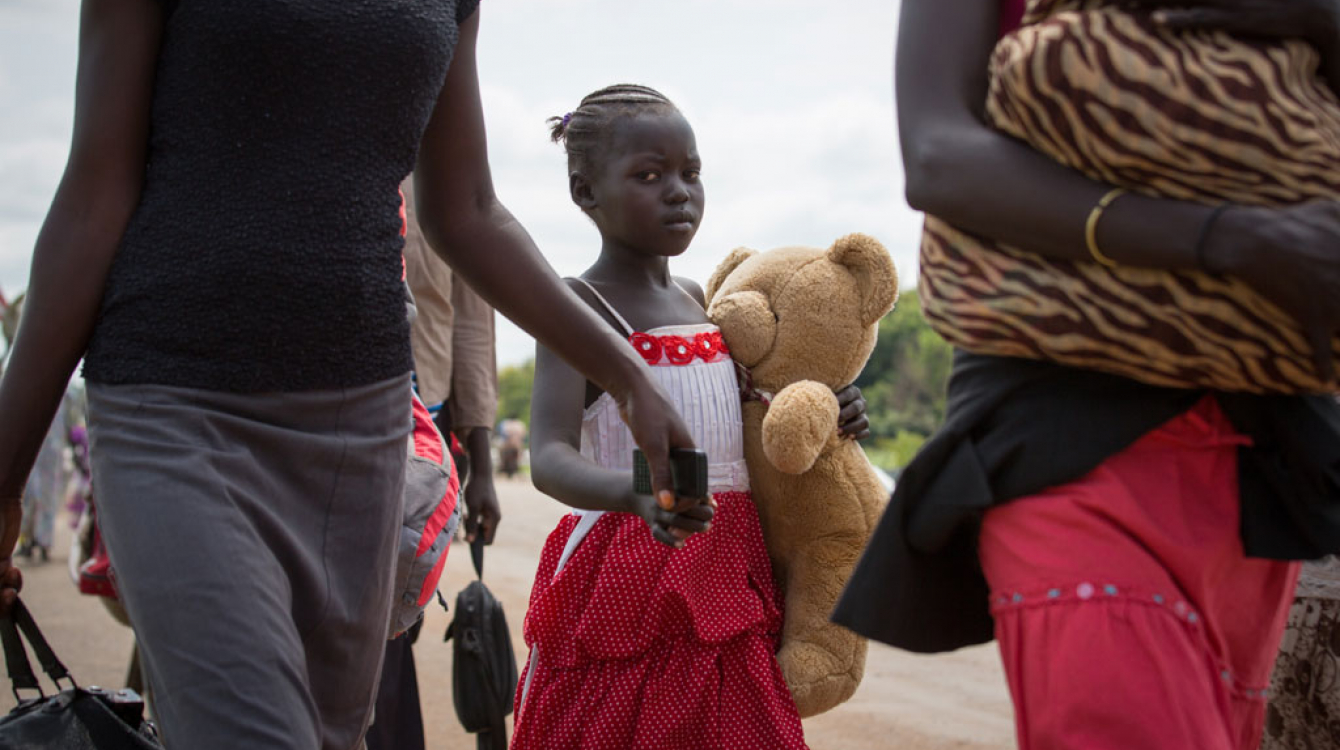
left=443, top=539, right=517, bottom=750
left=0, top=597, right=161, bottom=749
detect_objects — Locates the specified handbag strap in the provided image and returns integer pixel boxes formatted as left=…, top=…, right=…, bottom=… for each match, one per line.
left=1, top=598, right=75, bottom=701
left=0, top=603, right=40, bottom=700
left=14, top=599, right=73, bottom=686
left=470, top=537, right=485, bottom=580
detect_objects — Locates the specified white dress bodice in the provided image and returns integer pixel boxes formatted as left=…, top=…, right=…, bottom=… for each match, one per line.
left=581, top=322, right=749, bottom=496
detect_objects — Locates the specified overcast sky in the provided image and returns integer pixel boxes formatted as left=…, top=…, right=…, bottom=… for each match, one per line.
left=0, top=0, right=920, bottom=367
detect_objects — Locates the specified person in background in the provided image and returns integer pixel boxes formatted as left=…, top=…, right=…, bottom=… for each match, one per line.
left=401, top=175, right=501, bottom=546
left=17, top=391, right=71, bottom=563
left=1261, top=558, right=1340, bottom=748
left=498, top=417, right=527, bottom=479
left=366, top=176, right=502, bottom=750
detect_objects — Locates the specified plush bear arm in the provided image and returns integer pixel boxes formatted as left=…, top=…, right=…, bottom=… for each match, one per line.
left=762, top=381, right=840, bottom=474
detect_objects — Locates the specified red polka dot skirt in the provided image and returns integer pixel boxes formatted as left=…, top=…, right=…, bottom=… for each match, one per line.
left=511, top=491, right=809, bottom=749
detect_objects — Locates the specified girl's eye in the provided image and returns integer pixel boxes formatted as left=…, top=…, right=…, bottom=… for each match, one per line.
left=637, top=171, right=660, bottom=183
left=684, top=169, right=701, bottom=182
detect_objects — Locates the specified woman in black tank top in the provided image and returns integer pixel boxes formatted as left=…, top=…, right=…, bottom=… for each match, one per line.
left=0, top=2, right=697, bottom=747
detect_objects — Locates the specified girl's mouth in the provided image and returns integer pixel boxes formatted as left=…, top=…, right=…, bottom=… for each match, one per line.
left=665, top=213, right=696, bottom=231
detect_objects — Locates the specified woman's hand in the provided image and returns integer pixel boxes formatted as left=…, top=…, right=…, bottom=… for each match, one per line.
left=836, top=385, right=871, bottom=442
left=1125, top=0, right=1340, bottom=47
left=619, top=375, right=718, bottom=543
left=0, top=498, right=24, bottom=612
left=614, top=375, right=702, bottom=510
left=1206, top=201, right=1340, bottom=384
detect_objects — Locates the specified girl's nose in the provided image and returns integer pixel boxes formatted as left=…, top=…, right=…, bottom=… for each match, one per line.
left=664, top=178, right=690, bottom=203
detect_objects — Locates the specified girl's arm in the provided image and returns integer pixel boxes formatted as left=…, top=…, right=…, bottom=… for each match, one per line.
left=0, top=0, right=164, bottom=604
left=902, top=0, right=1340, bottom=379
left=412, top=9, right=695, bottom=502
left=529, top=321, right=714, bottom=549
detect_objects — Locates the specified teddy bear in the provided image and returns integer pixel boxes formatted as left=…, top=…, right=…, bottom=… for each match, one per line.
left=704, top=232, right=898, bottom=718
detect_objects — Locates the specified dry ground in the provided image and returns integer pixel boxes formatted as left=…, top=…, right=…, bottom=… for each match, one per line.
left=2, top=476, right=1017, bottom=749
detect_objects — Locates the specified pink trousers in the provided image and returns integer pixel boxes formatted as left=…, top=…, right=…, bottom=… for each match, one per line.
left=980, top=396, right=1300, bottom=750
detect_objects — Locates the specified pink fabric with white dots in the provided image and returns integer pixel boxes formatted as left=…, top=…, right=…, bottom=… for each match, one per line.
left=979, top=396, right=1300, bottom=750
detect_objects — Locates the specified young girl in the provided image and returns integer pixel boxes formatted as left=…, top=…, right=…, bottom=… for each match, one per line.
left=513, top=84, right=866, bottom=749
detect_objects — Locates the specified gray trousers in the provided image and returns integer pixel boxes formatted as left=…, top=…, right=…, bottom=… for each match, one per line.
left=87, top=376, right=410, bottom=750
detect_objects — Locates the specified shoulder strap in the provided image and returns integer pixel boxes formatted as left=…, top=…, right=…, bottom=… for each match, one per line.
left=568, top=278, right=635, bottom=339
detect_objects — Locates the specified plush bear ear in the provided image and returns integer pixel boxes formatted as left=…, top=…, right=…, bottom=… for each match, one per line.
left=707, top=291, right=776, bottom=367
left=704, top=247, right=758, bottom=305
left=829, top=233, right=898, bottom=326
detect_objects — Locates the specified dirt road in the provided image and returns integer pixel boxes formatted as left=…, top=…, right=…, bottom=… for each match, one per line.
left=2, top=477, right=1016, bottom=749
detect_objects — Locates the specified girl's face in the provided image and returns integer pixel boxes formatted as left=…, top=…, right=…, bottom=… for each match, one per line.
left=585, top=111, right=704, bottom=258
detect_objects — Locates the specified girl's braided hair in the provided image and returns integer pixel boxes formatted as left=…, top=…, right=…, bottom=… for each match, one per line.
left=548, top=84, right=679, bottom=175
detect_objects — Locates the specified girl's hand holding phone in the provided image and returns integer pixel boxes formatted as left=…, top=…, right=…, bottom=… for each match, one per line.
left=633, top=448, right=715, bottom=547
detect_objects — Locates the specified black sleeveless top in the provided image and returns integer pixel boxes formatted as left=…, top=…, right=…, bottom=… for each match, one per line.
left=82, top=0, right=480, bottom=392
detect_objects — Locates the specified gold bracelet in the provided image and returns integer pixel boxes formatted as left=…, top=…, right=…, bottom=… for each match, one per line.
left=1084, top=187, right=1127, bottom=268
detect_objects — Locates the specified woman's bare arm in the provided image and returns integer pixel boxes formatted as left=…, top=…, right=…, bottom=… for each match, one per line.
left=529, top=330, right=713, bottom=549
left=900, top=0, right=1340, bottom=378
left=898, top=0, right=1211, bottom=268
left=0, top=0, right=164, bottom=600
left=412, top=9, right=695, bottom=501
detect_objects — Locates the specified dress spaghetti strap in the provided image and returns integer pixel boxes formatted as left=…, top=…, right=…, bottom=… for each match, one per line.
left=569, top=278, right=635, bottom=338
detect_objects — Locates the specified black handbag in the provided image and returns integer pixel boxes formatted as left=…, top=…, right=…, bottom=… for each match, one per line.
left=0, top=598, right=161, bottom=749
left=444, top=540, right=517, bottom=750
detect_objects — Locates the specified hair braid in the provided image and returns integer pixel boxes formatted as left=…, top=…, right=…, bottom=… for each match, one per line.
left=547, top=84, right=679, bottom=175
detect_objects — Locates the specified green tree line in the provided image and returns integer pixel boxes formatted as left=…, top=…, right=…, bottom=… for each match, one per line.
left=493, top=288, right=952, bottom=473
left=853, top=288, right=952, bottom=473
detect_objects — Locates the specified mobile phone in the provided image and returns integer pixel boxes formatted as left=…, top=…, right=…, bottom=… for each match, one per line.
left=633, top=448, right=709, bottom=499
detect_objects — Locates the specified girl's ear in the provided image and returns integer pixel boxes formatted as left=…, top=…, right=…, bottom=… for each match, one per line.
left=570, top=172, right=597, bottom=211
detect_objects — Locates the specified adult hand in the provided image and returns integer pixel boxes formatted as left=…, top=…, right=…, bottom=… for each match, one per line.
left=460, top=427, right=500, bottom=545
left=1125, top=0, right=1340, bottom=47
left=836, top=384, right=871, bottom=442
left=1208, top=201, right=1340, bottom=384
left=0, top=497, right=24, bottom=614
left=614, top=375, right=701, bottom=514
left=462, top=472, right=500, bottom=545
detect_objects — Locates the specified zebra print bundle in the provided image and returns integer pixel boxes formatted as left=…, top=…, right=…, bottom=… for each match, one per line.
left=919, top=0, right=1340, bottom=393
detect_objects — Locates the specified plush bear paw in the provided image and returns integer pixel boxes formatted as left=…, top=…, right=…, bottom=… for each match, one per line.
left=762, top=381, right=840, bottom=474
left=778, top=638, right=865, bottom=718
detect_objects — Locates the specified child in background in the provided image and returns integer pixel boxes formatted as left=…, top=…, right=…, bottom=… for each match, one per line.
left=513, top=84, right=867, bottom=750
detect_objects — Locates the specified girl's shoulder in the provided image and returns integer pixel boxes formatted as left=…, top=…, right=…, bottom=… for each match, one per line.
left=565, top=275, right=636, bottom=337
left=674, top=276, right=705, bottom=308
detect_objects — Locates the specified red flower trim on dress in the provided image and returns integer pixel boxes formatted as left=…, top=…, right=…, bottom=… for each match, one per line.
left=662, top=335, right=694, bottom=365
left=628, top=330, right=730, bottom=366
left=692, top=332, right=718, bottom=360
left=630, top=332, right=662, bottom=365
left=713, top=331, right=731, bottom=356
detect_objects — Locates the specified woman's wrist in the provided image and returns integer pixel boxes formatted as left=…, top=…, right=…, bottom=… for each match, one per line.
left=1198, top=204, right=1268, bottom=277
left=598, top=345, right=654, bottom=407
